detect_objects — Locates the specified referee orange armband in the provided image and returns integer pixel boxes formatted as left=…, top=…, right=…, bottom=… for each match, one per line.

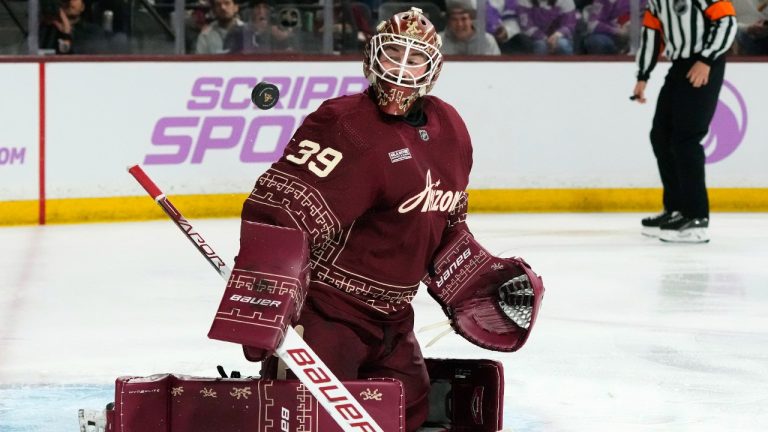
left=704, top=1, right=736, bottom=20
left=642, top=10, right=663, bottom=31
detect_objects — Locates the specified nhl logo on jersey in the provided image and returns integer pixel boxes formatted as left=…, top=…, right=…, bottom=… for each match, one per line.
left=418, top=130, right=429, bottom=141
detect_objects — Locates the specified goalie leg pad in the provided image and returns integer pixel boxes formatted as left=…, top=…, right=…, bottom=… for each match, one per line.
left=207, top=221, right=311, bottom=362
left=423, top=358, right=504, bottom=432
left=423, top=229, right=545, bottom=352
left=106, top=374, right=405, bottom=432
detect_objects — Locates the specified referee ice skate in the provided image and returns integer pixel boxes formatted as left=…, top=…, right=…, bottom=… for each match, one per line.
left=631, top=0, right=736, bottom=243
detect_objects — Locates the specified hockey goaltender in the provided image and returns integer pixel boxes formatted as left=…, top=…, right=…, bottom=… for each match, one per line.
left=94, top=7, right=545, bottom=432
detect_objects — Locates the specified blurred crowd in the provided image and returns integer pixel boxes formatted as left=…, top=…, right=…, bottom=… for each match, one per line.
left=0, top=0, right=766, bottom=55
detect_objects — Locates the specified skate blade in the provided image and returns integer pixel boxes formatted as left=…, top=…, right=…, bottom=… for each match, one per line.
left=659, top=228, right=709, bottom=243
left=641, top=226, right=660, bottom=237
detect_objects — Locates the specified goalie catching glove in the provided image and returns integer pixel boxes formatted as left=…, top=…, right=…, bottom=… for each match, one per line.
left=423, top=229, right=545, bottom=352
left=208, top=221, right=310, bottom=361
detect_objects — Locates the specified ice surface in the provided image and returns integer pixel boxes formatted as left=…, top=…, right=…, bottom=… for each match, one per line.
left=1, top=213, right=767, bottom=431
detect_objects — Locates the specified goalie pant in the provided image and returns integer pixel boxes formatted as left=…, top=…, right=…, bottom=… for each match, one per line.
left=102, top=358, right=504, bottom=432
left=259, top=283, right=431, bottom=432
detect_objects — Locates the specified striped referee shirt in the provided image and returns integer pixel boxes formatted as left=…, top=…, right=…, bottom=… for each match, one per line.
left=636, top=0, right=737, bottom=81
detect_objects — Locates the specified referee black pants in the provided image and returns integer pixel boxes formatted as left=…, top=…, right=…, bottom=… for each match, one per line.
left=650, top=57, right=725, bottom=219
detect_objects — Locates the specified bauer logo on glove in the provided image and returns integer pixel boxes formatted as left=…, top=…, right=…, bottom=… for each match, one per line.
left=434, top=247, right=471, bottom=288
left=422, top=230, right=545, bottom=352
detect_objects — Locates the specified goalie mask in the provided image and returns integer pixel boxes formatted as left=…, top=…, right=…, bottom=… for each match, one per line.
left=363, top=7, right=443, bottom=116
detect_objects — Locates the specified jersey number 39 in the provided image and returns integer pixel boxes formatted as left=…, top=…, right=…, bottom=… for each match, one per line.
left=286, top=140, right=343, bottom=178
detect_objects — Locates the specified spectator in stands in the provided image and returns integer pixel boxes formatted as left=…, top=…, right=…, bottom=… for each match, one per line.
left=224, top=0, right=307, bottom=53
left=440, top=0, right=501, bottom=55
left=39, top=0, right=109, bottom=54
left=185, top=0, right=212, bottom=54
left=276, top=4, right=321, bottom=52
left=196, top=0, right=244, bottom=54
left=225, top=0, right=274, bottom=53
left=356, top=0, right=383, bottom=21
left=735, top=0, right=768, bottom=54
left=580, top=0, right=631, bottom=54
left=349, top=1, right=376, bottom=44
left=487, top=0, right=529, bottom=54
left=516, top=0, right=577, bottom=55
left=312, top=1, right=367, bottom=53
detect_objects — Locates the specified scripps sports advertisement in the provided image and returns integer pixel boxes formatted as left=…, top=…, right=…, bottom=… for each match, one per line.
left=0, top=64, right=39, bottom=202
left=38, top=61, right=768, bottom=201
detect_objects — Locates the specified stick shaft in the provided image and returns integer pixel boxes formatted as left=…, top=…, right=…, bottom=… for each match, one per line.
left=127, top=164, right=384, bottom=432
left=128, top=165, right=229, bottom=278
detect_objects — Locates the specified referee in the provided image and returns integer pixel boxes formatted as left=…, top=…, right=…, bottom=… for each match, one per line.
left=632, top=0, right=737, bottom=243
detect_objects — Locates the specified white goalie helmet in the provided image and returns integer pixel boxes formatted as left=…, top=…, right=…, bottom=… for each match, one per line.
left=363, top=7, right=444, bottom=116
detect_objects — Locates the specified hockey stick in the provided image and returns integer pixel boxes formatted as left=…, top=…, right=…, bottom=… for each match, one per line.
left=128, top=164, right=384, bottom=432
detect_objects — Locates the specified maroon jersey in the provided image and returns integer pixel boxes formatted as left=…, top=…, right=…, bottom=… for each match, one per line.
left=242, top=90, right=472, bottom=315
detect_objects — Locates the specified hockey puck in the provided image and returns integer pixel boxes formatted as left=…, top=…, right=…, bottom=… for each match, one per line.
left=251, top=82, right=280, bottom=110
